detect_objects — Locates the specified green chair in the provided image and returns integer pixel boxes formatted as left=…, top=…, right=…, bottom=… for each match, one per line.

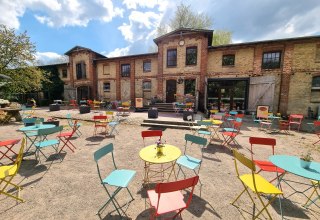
left=94, top=143, right=136, bottom=218
left=34, top=126, right=63, bottom=163
left=22, top=117, right=44, bottom=153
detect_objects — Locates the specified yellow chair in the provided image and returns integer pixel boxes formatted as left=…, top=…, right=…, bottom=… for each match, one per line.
left=304, top=180, right=319, bottom=207
left=231, top=149, right=283, bottom=219
left=0, top=138, right=26, bottom=202
left=105, top=111, right=115, bottom=122
left=93, top=100, right=101, bottom=110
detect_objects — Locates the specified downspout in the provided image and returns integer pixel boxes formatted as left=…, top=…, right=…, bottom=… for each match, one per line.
left=204, top=77, right=208, bottom=115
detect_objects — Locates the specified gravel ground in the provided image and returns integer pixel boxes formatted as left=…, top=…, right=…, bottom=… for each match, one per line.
left=0, top=107, right=319, bottom=220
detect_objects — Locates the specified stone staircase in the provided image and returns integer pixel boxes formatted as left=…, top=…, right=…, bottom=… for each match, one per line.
left=141, top=119, right=191, bottom=130
left=137, top=103, right=175, bottom=112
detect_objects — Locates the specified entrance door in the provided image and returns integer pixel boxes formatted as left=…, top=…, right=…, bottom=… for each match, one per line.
left=166, top=80, right=176, bottom=103
left=77, top=86, right=90, bottom=101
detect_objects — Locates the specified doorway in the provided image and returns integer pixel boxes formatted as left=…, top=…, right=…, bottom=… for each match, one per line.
left=77, top=86, right=91, bottom=101
left=207, top=79, right=248, bottom=112
left=166, top=80, right=177, bottom=103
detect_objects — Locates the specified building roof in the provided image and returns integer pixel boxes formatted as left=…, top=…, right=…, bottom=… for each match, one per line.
left=153, top=28, right=213, bottom=45
left=208, top=35, right=320, bottom=49
left=64, top=45, right=106, bottom=58
left=94, top=52, right=158, bottom=61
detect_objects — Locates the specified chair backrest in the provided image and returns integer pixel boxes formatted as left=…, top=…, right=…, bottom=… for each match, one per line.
left=249, top=137, right=276, bottom=155
left=231, top=121, right=242, bottom=132
left=141, top=130, right=162, bottom=146
left=289, top=114, right=303, bottom=123
left=22, top=117, right=44, bottom=125
left=196, top=120, right=212, bottom=126
left=38, top=125, right=63, bottom=136
left=154, top=176, right=199, bottom=210
left=70, top=100, right=77, bottom=105
left=70, top=120, right=79, bottom=135
left=105, top=111, right=114, bottom=120
left=232, top=149, right=256, bottom=177
left=94, top=143, right=117, bottom=180
left=93, top=115, right=107, bottom=121
left=210, top=114, right=223, bottom=120
left=14, top=138, right=26, bottom=174
left=185, top=133, right=207, bottom=146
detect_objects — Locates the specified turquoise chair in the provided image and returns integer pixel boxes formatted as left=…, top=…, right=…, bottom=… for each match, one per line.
left=176, top=134, right=207, bottom=187
left=196, top=121, right=212, bottom=140
left=94, top=143, right=136, bottom=218
left=66, top=113, right=82, bottom=136
left=34, top=126, right=63, bottom=162
left=22, top=117, right=44, bottom=153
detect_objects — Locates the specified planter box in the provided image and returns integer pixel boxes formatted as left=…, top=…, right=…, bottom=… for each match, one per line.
left=43, top=120, right=60, bottom=126
left=49, top=104, right=60, bottom=111
left=183, top=111, right=194, bottom=121
left=79, top=106, right=90, bottom=114
left=148, top=108, right=158, bottom=118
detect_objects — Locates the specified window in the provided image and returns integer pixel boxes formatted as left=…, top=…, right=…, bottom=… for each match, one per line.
left=103, top=82, right=110, bottom=92
left=76, top=61, right=86, bottom=79
left=167, top=49, right=177, bottom=67
left=262, top=51, right=281, bottom=69
left=121, top=64, right=130, bottom=77
left=186, top=47, right=197, bottom=65
left=62, top=69, right=67, bottom=78
left=312, top=76, right=320, bottom=89
left=143, top=60, right=151, bottom=72
left=184, top=79, right=196, bottom=95
left=222, top=54, right=235, bottom=66
left=143, top=81, right=151, bottom=91
left=103, top=64, right=110, bottom=75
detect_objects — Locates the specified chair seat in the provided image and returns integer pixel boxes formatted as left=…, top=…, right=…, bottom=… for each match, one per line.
left=177, top=155, right=201, bottom=170
left=147, top=190, right=186, bottom=215
left=25, top=131, right=38, bottom=137
left=221, top=128, right=237, bottom=132
left=221, top=131, right=237, bottom=137
left=254, top=160, right=285, bottom=173
left=109, top=122, right=119, bottom=126
left=260, top=120, right=272, bottom=125
left=35, top=139, right=59, bottom=148
left=0, top=164, right=18, bottom=178
left=198, top=130, right=211, bottom=135
left=240, top=174, right=283, bottom=194
left=102, top=169, right=136, bottom=188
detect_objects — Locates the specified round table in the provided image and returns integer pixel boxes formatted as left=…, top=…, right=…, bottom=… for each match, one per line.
left=0, top=108, right=22, bottom=122
left=139, top=144, right=181, bottom=185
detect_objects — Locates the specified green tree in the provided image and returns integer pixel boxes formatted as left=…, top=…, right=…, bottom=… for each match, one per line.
left=156, top=3, right=232, bottom=46
left=212, top=30, right=233, bottom=46
left=0, top=24, right=45, bottom=96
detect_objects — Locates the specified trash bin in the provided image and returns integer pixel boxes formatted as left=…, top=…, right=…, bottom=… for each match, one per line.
left=148, top=108, right=158, bottom=118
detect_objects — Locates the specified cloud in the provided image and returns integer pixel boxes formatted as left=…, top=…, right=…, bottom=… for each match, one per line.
left=122, top=0, right=168, bottom=11
left=35, top=52, right=69, bottom=65
left=103, top=46, right=131, bottom=57
left=0, top=0, right=123, bottom=29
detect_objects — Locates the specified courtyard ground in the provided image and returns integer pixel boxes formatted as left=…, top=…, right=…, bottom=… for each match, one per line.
left=0, top=107, right=319, bottom=219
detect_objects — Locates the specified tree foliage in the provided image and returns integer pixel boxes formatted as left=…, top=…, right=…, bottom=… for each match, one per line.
left=212, top=30, right=232, bottom=46
left=0, top=24, right=45, bottom=95
left=156, top=3, right=232, bottom=46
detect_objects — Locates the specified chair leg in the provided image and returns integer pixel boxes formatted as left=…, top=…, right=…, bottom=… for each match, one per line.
left=254, top=194, right=277, bottom=220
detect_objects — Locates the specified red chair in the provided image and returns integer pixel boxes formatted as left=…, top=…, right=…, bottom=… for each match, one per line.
left=221, top=121, right=242, bottom=149
left=141, top=130, right=162, bottom=147
left=249, top=137, right=285, bottom=183
left=289, top=114, right=303, bottom=131
left=0, top=139, right=20, bottom=163
left=69, top=99, right=78, bottom=110
left=147, top=176, right=199, bottom=219
left=93, top=115, right=108, bottom=136
left=313, top=120, right=320, bottom=146
left=57, top=120, right=78, bottom=153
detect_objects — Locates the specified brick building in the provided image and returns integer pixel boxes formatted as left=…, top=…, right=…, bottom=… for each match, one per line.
left=54, top=28, right=320, bottom=117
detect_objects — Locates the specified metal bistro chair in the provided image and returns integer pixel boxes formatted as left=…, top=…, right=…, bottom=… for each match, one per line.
left=66, top=113, right=82, bottom=137
left=141, top=130, right=163, bottom=147
left=94, top=143, right=136, bottom=218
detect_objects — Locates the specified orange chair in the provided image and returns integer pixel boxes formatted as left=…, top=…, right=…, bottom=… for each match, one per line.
left=249, top=137, right=285, bottom=183
left=93, top=115, right=108, bottom=136
left=141, top=130, right=162, bottom=147
left=313, top=120, right=320, bottom=146
left=288, top=114, right=303, bottom=131
left=147, top=176, right=199, bottom=219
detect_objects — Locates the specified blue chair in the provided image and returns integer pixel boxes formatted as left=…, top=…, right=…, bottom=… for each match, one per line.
left=94, top=143, right=136, bottom=218
left=196, top=121, right=212, bottom=141
left=22, top=118, right=44, bottom=153
left=66, top=113, right=82, bottom=136
left=34, top=126, right=63, bottom=162
left=176, top=134, right=207, bottom=187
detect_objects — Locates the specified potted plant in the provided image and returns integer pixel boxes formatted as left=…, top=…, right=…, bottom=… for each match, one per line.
left=300, top=152, right=313, bottom=169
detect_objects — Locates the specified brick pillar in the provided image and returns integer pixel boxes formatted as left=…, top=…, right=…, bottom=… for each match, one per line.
left=116, top=61, right=121, bottom=100
left=199, top=35, right=208, bottom=111
left=69, top=54, right=74, bottom=87
left=157, top=42, right=164, bottom=99
left=90, top=53, right=97, bottom=99
left=253, top=45, right=263, bottom=75
left=278, top=43, right=293, bottom=115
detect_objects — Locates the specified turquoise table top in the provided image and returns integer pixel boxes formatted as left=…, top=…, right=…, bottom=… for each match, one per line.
left=269, top=155, right=320, bottom=181
left=19, top=124, right=55, bottom=132
left=229, top=111, right=238, bottom=115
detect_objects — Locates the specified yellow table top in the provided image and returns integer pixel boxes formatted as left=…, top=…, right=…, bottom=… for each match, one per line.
left=139, top=144, right=181, bottom=164
left=203, top=119, right=223, bottom=125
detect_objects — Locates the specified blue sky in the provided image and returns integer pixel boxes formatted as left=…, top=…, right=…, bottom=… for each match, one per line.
left=1, top=0, right=320, bottom=64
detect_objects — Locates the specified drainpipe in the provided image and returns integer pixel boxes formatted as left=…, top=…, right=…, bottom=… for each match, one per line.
left=204, top=77, right=208, bottom=115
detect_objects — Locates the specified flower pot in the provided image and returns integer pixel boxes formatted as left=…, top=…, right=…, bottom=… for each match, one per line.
left=300, top=159, right=311, bottom=169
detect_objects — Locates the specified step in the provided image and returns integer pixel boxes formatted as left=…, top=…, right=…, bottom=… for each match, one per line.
left=141, top=122, right=190, bottom=130
left=143, top=119, right=190, bottom=126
